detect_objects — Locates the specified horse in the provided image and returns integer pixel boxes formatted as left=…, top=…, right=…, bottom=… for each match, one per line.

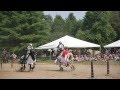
left=2, top=53, right=9, bottom=63
left=18, top=49, right=36, bottom=72
left=54, top=50, right=75, bottom=71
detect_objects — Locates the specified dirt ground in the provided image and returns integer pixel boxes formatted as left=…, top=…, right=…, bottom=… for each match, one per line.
left=0, top=62, right=120, bottom=79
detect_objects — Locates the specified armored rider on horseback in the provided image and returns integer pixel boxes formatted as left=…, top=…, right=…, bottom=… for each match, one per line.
left=56, top=41, right=65, bottom=58
left=27, top=43, right=33, bottom=54
left=19, top=43, right=36, bottom=71
left=27, top=43, right=36, bottom=61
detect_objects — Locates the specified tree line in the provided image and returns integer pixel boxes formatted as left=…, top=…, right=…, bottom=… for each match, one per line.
left=0, top=11, right=119, bottom=54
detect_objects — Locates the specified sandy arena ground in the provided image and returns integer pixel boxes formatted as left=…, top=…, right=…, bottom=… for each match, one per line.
left=0, top=62, right=120, bottom=79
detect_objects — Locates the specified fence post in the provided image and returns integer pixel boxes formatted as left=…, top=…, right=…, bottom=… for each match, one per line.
left=1, top=60, right=2, bottom=69
left=91, top=60, right=94, bottom=78
left=107, top=60, right=109, bottom=75
left=11, top=60, right=13, bottom=68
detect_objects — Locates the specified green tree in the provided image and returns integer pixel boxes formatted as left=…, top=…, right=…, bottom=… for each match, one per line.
left=73, top=19, right=83, bottom=37
left=64, top=13, right=77, bottom=36
left=44, top=15, right=53, bottom=32
left=51, top=15, right=65, bottom=32
left=110, top=11, right=120, bottom=40
left=82, top=11, right=117, bottom=46
left=0, top=11, right=50, bottom=54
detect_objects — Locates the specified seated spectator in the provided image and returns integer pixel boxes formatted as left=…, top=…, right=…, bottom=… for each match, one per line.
left=73, top=55, right=79, bottom=61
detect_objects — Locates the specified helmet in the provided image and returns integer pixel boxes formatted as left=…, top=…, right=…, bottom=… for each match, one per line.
left=64, top=47, right=68, bottom=49
left=30, top=43, right=32, bottom=46
left=59, top=41, right=62, bottom=44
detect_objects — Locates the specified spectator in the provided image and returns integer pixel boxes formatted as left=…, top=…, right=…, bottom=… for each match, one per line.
left=11, top=52, right=17, bottom=63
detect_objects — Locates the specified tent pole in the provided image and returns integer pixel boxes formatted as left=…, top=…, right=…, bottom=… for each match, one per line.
left=50, top=51, right=51, bottom=60
left=49, top=49, right=52, bottom=60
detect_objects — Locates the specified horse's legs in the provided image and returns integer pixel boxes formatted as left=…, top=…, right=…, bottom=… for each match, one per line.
left=11, top=60, right=13, bottom=68
left=32, top=63, right=35, bottom=69
left=20, top=63, right=25, bottom=72
left=29, top=63, right=35, bottom=71
left=5, top=58, right=7, bottom=63
left=3, top=59, right=4, bottom=63
left=3, top=58, right=5, bottom=63
left=20, top=64, right=23, bottom=72
left=59, top=62, right=63, bottom=71
left=6, top=59, right=8, bottom=63
left=30, top=64, right=32, bottom=69
left=23, top=64, right=26, bottom=70
left=70, top=64, right=75, bottom=71
left=28, top=64, right=32, bottom=71
left=4, top=57, right=7, bottom=63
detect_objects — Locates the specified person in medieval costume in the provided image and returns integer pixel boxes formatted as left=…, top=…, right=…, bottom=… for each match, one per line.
left=27, top=43, right=33, bottom=54
left=26, top=43, right=36, bottom=64
left=56, top=41, right=65, bottom=58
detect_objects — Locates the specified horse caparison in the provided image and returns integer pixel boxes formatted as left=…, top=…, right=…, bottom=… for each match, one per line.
left=55, top=52, right=75, bottom=71
left=18, top=49, right=36, bottom=72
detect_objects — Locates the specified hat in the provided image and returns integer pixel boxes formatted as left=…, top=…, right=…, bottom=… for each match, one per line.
left=59, top=41, right=62, bottom=44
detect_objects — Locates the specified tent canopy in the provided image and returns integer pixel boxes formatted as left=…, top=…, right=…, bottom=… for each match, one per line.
left=104, top=40, right=120, bottom=48
left=35, top=35, right=100, bottom=49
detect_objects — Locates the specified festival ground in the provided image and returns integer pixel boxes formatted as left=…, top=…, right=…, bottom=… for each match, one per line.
left=0, top=61, right=120, bottom=79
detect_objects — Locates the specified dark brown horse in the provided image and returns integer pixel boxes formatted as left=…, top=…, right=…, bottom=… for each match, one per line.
left=2, top=53, right=9, bottom=63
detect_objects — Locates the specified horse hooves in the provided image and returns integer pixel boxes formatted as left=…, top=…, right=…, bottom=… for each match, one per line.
left=17, top=69, right=23, bottom=72
left=20, top=67, right=26, bottom=72
left=71, top=66, right=75, bottom=71
left=31, top=67, right=35, bottom=69
left=60, top=67, right=63, bottom=71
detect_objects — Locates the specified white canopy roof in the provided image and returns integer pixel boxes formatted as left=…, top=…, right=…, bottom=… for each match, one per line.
left=35, top=35, right=100, bottom=49
left=104, top=40, right=120, bottom=48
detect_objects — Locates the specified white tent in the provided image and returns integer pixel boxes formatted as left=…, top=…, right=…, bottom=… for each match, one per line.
left=35, top=35, right=100, bottom=49
left=104, top=40, right=120, bottom=48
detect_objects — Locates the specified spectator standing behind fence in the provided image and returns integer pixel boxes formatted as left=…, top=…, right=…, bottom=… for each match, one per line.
left=2, top=49, right=8, bottom=63
left=11, top=52, right=17, bottom=63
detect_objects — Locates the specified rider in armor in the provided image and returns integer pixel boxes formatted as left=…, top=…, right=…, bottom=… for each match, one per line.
left=56, top=41, right=64, bottom=58
left=27, top=43, right=36, bottom=61
left=27, top=43, right=33, bottom=54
